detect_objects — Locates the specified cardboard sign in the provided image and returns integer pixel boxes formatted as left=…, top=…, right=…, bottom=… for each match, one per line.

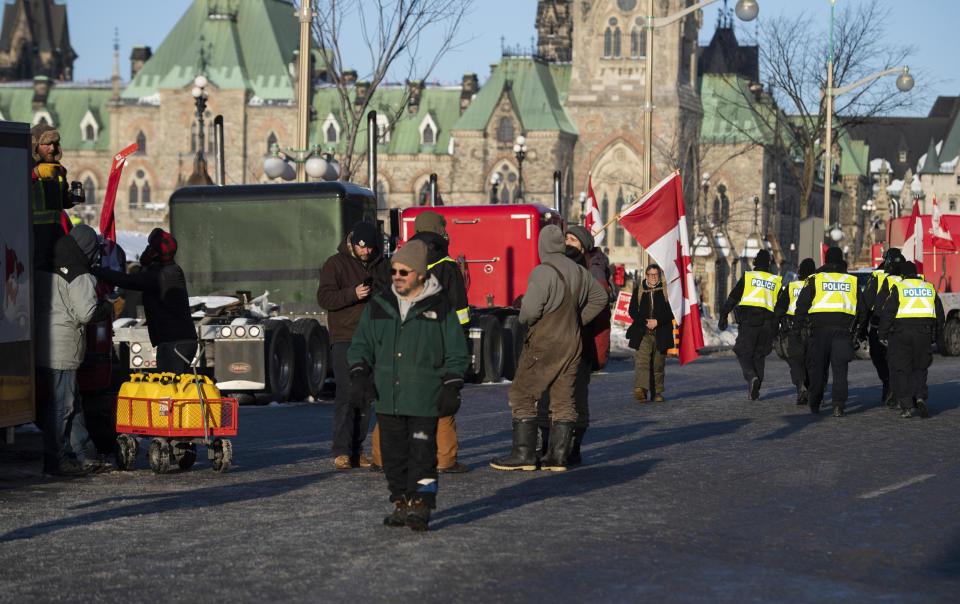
left=613, top=290, right=633, bottom=324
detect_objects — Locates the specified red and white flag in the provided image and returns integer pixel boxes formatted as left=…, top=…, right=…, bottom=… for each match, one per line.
left=930, top=195, right=956, bottom=250
left=584, top=173, right=605, bottom=246
left=99, top=142, right=139, bottom=243
left=902, top=196, right=925, bottom=275
left=618, top=171, right=704, bottom=365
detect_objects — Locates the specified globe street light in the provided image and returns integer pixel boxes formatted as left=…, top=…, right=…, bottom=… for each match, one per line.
left=490, top=172, right=502, bottom=203
left=186, top=75, right=213, bottom=186
left=263, top=143, right=341, bottom=181
left=513, top=135, right=528, bottom=203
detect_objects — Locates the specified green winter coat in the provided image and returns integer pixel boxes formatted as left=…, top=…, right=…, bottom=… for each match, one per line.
left=347, top=277, right=469, bottom=417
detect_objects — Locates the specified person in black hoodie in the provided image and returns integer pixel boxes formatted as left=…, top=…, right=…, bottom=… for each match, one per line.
left=795, top=247, right=865, bottom=416
left=774, top=258, right=817, bottom=405
left=92, top=228, right=197, bottom=374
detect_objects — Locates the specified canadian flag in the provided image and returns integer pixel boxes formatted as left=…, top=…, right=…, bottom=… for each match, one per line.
left=99, top=142, right=139, bottom=243
left=584, top=173, right=605, bottom=246
left=902, top=197, right=925, bottom=275
left=618, top=171, right=704, bottom=365
left=930, top=195, right=956, bottom=250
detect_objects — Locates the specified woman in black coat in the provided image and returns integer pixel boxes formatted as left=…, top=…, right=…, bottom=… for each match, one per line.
left=627, top=264, right=675, bottom=402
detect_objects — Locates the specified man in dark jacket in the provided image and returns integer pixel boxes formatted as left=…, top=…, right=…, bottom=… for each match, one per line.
left=774, top=258, right=817, bottom=405
left=878, top=261, right=944, bottom=418
left=795, top=247, right=865, bottom=416
left=36, top=224, right=118, bottom=475
left=718, top=249, right=781, bottom=400
left=316, top=221, right=389, bottom=470
left=347, top=240, right=469, bottom=532
left=490, top=225, right=607, bottom=472
left=93, top=228, right=196, bottom=374
left=861, top=248, right=906, bottom=407
left=627, top=264, right=675, bottom=403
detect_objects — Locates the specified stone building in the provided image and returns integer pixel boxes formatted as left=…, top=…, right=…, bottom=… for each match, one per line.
left=0, top=0, right=75, bottom=81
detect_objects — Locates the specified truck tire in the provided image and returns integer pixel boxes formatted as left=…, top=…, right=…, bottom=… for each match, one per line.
left=291, top=319, right=329, bottom=402
left=938, top=317, right=960, bottom=356
left=501, top=314, right=524, bottom=381
left=264, top=320, right=294, bottom=402
left=477, top=314, right=504, bottom=383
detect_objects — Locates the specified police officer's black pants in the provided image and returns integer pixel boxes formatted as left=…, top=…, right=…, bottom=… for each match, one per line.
left=867, top=326, right=889, bottom=388
left=887, top=328, right=933, bottom=409
left=783, top=329, right=808, bottom=392
left=806, top=327, right=854, bottom=411
left=733, top=322, right=773, bottom=384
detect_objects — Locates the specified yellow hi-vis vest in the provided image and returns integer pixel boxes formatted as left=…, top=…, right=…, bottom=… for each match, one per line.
left=427, top=256, right=470, bottom=325
left=785, top=280, right=806, bottom=316
left=31, top=174, right=68, bottom=225
left=809, top=272, right=857, bottom=315
left=894, top=278, right=936, bottom=319
left=738, top=270, right=782, bottom=312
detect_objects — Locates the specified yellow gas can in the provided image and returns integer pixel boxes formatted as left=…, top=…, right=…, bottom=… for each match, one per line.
left=116, top=374, right=148, bottom=426
left=174, top=374, right=222, bottom=429
left=146, top=373, right=178, bottom=428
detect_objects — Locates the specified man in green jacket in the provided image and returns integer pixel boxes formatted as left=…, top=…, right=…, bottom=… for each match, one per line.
left=347, top=239, right=469, bottom=532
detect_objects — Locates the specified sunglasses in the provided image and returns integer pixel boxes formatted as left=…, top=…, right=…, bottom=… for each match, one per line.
left=390, top=268, right=412, bottom=276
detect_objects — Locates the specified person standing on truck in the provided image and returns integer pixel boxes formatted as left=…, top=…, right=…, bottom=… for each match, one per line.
left=91, top=228, right=197, bottom=374
left=30, top=124, right=83, bottom=272
left=861, top=248, right=906, bottom=407
left=774, top=258, right=817, bottom=406
left=347, top=240, right=469, bottom=531
left=316, top=221, right=389, bottom=470
left=627, top=264, right=675, bottom=404
left=795, top=247, right=865, bottom=416
left=36, top=224, right=120, bottom=475
left=718, top=249, right=781, bottom=401
left=878, top=261, right=944, bottom=419
left=490, top=225, right=606, bottom=472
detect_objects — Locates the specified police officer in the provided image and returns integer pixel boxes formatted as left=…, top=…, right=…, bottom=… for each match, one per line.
left=30, top=124, right=83, bottom=271
left=774, top=258, right=816, bottom=405
left=795, top=247, right=865, bottom=416
left=718, top=249, right=781, bottom=400
left=861, top=248, right=906, bottom=407
left=877, top=261, right=944, bottom=418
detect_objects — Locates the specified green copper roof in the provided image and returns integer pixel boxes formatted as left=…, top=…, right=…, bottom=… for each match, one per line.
left=0, top=85, right=112, bottom=151
left=918, top=137, right=941, bottom=174
left=838, top=136, right=868, bottom=176
left=939, top=113, right=960, bottom=170
left=453, top=57, right=577, bottom=136
left=700, top=74, right=775, bottom=144
left=121, top=0, right=298, bottom=101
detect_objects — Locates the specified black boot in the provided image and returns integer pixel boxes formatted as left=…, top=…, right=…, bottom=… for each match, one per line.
left=490, top=419, right=538, bottom=471
left=883, top=384, right=897, bottom=408
left=916, top=398, right=929, bottom=418
left=405, top=497, right=431, bottom=532
left=566, top=426, right=586, bottom=466
left=749, top=377, right=761, bottom=401
left=538, top=424, right=550, bottom=458
left=383, top=495, right=408, bottom=528
left=540, top=421, right=575, bottom=471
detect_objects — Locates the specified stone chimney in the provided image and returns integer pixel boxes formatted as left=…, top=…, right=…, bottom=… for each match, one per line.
left=407, top=80, right=424, bottom=114
left=130, top=46, right=152, bottom=80
left=342, top=69, right=358, bottom=85
left=460, top=73, right=478, bottom=114
left=32, top=76, right=52, bottom=109
left=355, top=80, right=370, bottom=108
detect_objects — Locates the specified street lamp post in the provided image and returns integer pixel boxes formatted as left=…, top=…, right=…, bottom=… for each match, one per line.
left=186, top=75, right=213, bottom=186
left=490, top=172, right=502, bottom=203
left=513, top=135, right=527, bottom=203
left=295, top=0, right=313, bottom=182
left=641, top=0, right=758, bottom=192
left=579, top=190, right=587, bottom=224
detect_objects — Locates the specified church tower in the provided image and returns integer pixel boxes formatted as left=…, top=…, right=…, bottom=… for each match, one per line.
left=536, top=0, right=573, bottom=62
left=0, top=0, right=76, bottom=81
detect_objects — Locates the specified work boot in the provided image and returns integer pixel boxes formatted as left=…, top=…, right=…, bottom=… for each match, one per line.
left=883, top=388, right=898, bottom=409
left=406, top=497, right=431, bottom=532
left=634, top=388, right=647, bottom=403
left=833, top=406, right=846, bottom=417
left=900, top=407, right=913, bottom=419
left=796, top=387, right=808, bottom=406
left=538, top=424, right=550, bottom=458
left=490, top=419, right=538, bottom=471
left=383, top=495, right=408, bottom=528
left=540, top=421, right=575, bottom=472
left=438, top=462, right=469, bottom=474
left=749, top=377, right=761, bottom=401
left=333, top=455, right=352, bottom=470
left=916, top=398, right=929, bottom=418
left=566, top=426, right=587, bottom=466
left=652, top=392, right=665, bottom=402
left=355, top=454, right=372, bottom=468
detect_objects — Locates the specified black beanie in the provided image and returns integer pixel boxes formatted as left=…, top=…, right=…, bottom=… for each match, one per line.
left=825, top=247, right=844, bottom=265
left=753, top=249, right=771, bottom=270
left=797, top=258, right=816, bottom=280
left=350, top=221, right=379, bottom=248
left=902, top=261, right=918, bottom=278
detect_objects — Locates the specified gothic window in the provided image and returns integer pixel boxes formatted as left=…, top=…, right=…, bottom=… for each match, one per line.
left=376, top=181, right=388, bottom=210
left=84, top=124, right=95, bottom=141
left=136, top=130, right=147, bottom=154
left=604, top=29, right=612, bottom=58
left=613, top=28, right=622, bottom=58
left=267, top=132, right=277, bottom=154
left=422, top=123, right=435, bottom=145
left=418, top=180, right=432, bottom=206
left=142, top=181, right=151, bottom=205
left=614, top=187, right=625, bottom=246
left=326, top=122, right=338, bottom=143
left=83, top=177, right=96, bottom=205
left=630, top=28, right=647, bottom=58
left=618, top=0, right=637, bottom=10
left=950, top=198, right=957, bottom=212
left=129, top=183, right=139, bottom=209
left=500, top=185, right=511, bottom=204
left=498, top=117, right=514, bottom=143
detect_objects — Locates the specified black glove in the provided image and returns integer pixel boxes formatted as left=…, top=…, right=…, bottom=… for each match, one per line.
left=852, top=338, right=861, bottom=351
left=717, top=315, right=728, bottom=331
left=435, top=374, right=464, bottom=417
left=878, top=334, right=888, bottom=347
left=349, top=363, right=377, bottom=409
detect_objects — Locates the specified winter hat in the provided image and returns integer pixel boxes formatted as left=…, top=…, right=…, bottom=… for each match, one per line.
left=538, top=224, right=565, bottom=257
left=797, top=258, right=816, bottom=280
left=414, top=211, right=447, bottom=240
left=148, top=228, right=178, bottom=261
left=30, top=123, right=62, bottom=162
left=391, top=239, right=427, bottom=276
left=753, top=249, right=771, bottom=270
left=69, top=224, right=100, bottom=265
left=903, top=261, right=918, bottom=278
left=824, top=246, right=844, bottom=265
left=566, top=225, right=595, bottom=253
left=350, top=221, right=379, bottom=248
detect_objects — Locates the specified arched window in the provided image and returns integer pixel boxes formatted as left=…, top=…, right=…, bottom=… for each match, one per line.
left=376, top=181, right=388, bottom=210
left=129, top=183, right=139, bottom=209
left=326, top=122, right=338, bottom=143
left=614, top=187, right=625, bottom=246
left=83, top=177, right=96, bottom=205
left=85, top=124, right=95, bottom=141
left=142, top=182, right=151, bottom=206
left=422, top=123, right=435, bottom=145
left=604, top=29, right=612, bottom=58
left=418, top=181, right=432, bottom=206
left=500, top=185, right=511, bottom=204
left=498, top=117, right=514, bottom=143
left=267, top=132, right=277, bottom=154
left=630, top=29, right=640, bottom=57
left=136, top=130, right=147, bottom=154
left=613, top=28, right=622, bottom=58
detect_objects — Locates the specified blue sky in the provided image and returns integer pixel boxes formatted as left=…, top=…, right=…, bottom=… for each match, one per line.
left=68, top=0, right=955, bottom=116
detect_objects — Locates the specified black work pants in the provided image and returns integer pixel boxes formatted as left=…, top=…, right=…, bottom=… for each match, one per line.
left=783, top=329, right=808, bottom=391
left=867, top=326, right=889, bottom=387
left=807, top=326, right=854, bottom=411
left=733, top=321, right=773, bottom=384
left=331, top=341, right=371, bottom=458
left=887, top=328, right=933, bottom=409
left=377, top=413, right=438, bottom=508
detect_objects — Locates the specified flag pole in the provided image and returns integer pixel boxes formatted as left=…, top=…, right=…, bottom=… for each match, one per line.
left=591, top=170, right=681, bottom=236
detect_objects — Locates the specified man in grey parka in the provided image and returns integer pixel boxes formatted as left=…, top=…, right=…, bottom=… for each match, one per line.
left=36, top=224, right=118, bottom=475
left=490, top=225, right=607, bottom=472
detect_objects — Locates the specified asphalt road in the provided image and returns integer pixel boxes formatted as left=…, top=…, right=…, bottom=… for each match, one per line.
left=1, top=352, right=959, bottom=602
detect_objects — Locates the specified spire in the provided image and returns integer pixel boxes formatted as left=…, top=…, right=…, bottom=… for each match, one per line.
left=918, top=137, right=940, bottom=175
left=111, top=27, right=120, bottom=100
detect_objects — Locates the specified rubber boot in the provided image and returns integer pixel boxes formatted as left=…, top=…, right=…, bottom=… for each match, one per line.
left=540, top=421, right=575, bottom=472
left=490, top=419, right=538, bottom=471
left=566, top=426, right=586, bottom=466
left=796, top=385, right=808, bottom=406
left=383, top=495, right=408, bottom=528
left=538, top=424, right=550, bottom=459
left=406, top=497, right=431, bottom=532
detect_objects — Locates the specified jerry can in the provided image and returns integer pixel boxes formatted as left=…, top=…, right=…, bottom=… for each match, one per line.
left=147, top=373, right=179, bottom=427
left=116, top=374, right=148, bottom=425
left=174, top=374, right=222, bottom=429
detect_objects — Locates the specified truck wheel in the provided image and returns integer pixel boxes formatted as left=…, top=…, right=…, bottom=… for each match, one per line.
left=148, top=438, right=171, bottom=474
left=291, top=319, right=329, bottom=401
left=477, top=314, right=504, bottom=383
left=264, top=320, right=294, bottom=402
left=938, top=317, right=960, bottom=356
left=501, top=314, right=524, bottom=380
